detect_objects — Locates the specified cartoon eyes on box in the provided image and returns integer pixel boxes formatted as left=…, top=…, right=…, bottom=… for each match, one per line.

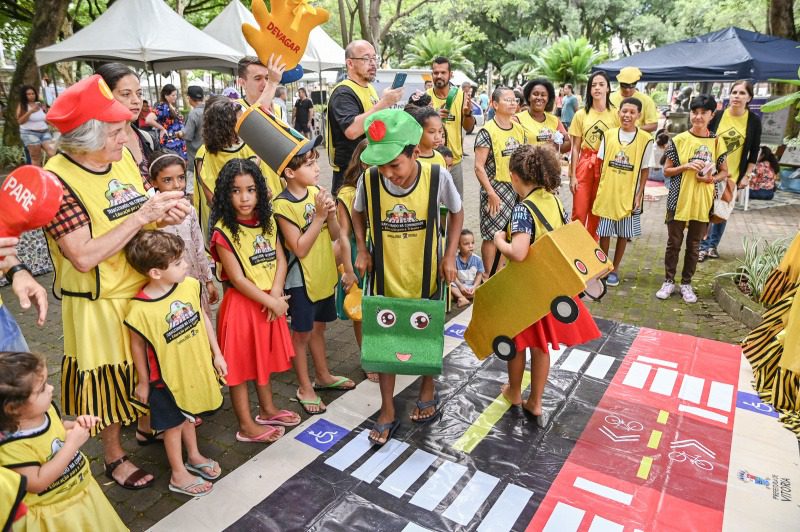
left=376, top=309, right=430, bottom=330
left=574, top=248, right=608, bottom=275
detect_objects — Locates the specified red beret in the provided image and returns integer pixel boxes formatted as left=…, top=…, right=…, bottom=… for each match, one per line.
left=46, top=74, right=133, bottom=134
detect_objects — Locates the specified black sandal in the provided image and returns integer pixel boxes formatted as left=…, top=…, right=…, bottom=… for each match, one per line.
left=411, top=393, right=440, bottom=424
left=104, top=455, right=154, bottom=490
left=368, top=419, right=400, bottom=446
left=135, top=428, right=164, bottom=446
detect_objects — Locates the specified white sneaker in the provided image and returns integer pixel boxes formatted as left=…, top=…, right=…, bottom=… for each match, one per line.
left=656, top=281, right=675, bottom=300
left=680, top=284, right=697, bottom=303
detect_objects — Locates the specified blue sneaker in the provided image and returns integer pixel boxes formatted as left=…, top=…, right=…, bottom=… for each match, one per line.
left=606, top=272, right=620, bottom=287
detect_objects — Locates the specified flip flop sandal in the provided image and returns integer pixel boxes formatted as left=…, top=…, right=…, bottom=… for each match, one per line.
left=313, top=376, right=355, bottom=391
left=168, top=477, right=213, bottom=497
left=235, top=426, right=285, bottom=443
left=368, top=419, right=400, bottom=446
left=255, top=410, right=301, bottom=427
left=364, top=371, right=380, bottom=383
left=411, top=393, right=440, bottom=424
left=185, top=460, right=222, bottom=481
left=524, top=408, right=550, bottom=428
left=295, top=391, right=326, bottom=415
left=135, top=428, right=164, bottom=447
left=104, top=455, right=154, bottom=490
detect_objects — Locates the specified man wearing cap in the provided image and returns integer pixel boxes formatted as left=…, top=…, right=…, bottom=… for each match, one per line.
left=610, top=67, right=659, bottom=133
left=182, top=85, right=205, bottom=197
left=351, top=109, right=463, bottom=446
left=427, top=56, right=477, bottom=197
left=43, top=74, right=190, bottom=490
left=326, top=40, right=404, bottom=193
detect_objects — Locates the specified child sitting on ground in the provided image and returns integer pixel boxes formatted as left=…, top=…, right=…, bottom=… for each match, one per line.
left=451, top=229, right=484, bottom=307
left=124, top=230, right=227, bottom=496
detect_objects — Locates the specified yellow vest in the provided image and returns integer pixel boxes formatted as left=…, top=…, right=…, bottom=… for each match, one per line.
left=517, top=188, right=566, bottom=241
left=515, top=111, right=560, bottom=145
left=427, top=87, right=465, bottom=164
left=273, top=186, right=338, bottom=302
left=0, top=405, right=91, bottom=507
left=326, top=79, right=379, bottom=171
left=610, top=90, right=659, bottom=127
left=212, top=219, right=279, bottom=291
left=672, top=131, right=722, bottom=222
left=124, top=278, right=223, bottom=416
left=418, top=151, right=447, bottom=167
left=193, top=144, right=284, bottom=244
left=568, top=107, right=620, bottom=151
left=717, top=109, right=748, bottom=181
left=336, top=185, right=357, bottom=229
left=364, top=163, right=439, bottom=298
left=44, top=150, right=152, bottom=300
left=1, top=466, right=25, bottom=529
left=594, top=128, right=653, bottom=220
left=273, top=102, right=285, bottom=122
left=482, top=119, right=526, bottom=182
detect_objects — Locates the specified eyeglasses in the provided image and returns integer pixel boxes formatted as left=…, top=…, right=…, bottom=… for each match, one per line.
left=499, top=98, right=519, bottom=104
left=619, top=83, right=636, bottom=89
left=350, top=56, right=380, bottom=64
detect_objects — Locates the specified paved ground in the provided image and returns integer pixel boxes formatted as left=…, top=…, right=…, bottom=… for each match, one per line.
left=2, top=136, right=799, bottom=531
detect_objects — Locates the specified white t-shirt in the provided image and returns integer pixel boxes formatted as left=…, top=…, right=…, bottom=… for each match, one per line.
left=353, top=164, right=462, bottom=214
left=598, top=128, right=655, bottom=168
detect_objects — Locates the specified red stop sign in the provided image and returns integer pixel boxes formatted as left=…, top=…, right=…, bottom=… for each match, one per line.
left=0, top=165, right=63, bottom=238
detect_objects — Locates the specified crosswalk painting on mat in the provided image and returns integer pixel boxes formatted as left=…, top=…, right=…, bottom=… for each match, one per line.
left=324, top=431, right=534, bottom=531
left=550, top=345, right=618, bottom=381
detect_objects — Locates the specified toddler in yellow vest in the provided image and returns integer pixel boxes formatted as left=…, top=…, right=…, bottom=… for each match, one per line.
left=124, top=230, right=227, bottom=497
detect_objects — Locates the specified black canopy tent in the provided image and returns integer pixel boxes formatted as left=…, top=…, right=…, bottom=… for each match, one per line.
left=594, top=27, right=800, bottom=82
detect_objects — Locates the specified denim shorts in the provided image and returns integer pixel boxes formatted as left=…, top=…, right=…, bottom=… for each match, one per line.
left=0, top=305, right=29, bottom=352
left=20, top=129, right=53, bottom=147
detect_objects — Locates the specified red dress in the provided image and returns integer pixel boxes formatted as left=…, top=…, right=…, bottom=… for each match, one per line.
left=211, top=231, right=295, bottom=386
left=514, top=296, right=600, bottom=354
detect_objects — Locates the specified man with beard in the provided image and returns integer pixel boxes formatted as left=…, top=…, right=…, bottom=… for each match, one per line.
left=427, top=57, right=477, bottom=197
left=326, top=40, right=404, bottom=192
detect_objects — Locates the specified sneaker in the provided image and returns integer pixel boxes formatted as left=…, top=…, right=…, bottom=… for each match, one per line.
left=680, top=284, right=698, bottom=303
left=656, top=281, right=675, bottom=300
left=697, top=249, right=708, bottom=263
left=707, top=247, right=720, bottom=259
left=606, top=272, right=620, bottom=287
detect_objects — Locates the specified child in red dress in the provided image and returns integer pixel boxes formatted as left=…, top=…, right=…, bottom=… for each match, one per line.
left=494, top=144, right=601, bottom=425
left=209, top=159, right=299, bottom=443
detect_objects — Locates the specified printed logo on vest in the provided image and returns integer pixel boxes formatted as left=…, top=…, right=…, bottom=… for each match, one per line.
left=720, top=127, right=743, bottom=154
left=609, top=150, right=634, bottom=172
left=501, top=136, right=521, bottom=157
left=40, top=437, right=86, bottom=495
left=689, top=144, right=713, bottom=164
left=382, top=203, right=425, bottom=232
left=163, top=300, right=200, bottom=343
left=250, top=234, right=277, bottom=266
left=303, top=203, right=316, bottom=228
left=537, top=127, right=554, bottom=142
left=103, top=179, right=147, bottom=220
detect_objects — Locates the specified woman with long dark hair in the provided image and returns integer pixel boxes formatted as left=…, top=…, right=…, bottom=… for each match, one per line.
left=147, top=83, right=187, bottom=158
left=16, top=84, right=56, bottom=166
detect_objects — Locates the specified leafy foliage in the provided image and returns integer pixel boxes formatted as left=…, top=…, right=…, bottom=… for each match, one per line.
left=532, top=36, right=605, bottom=86
left=717, top=237, right=791, bottom=300
left=500, top=33, right=548, bottom=82
left=401, top=30, right=474, bottom=75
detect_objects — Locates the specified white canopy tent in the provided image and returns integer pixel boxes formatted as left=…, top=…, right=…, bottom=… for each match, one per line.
left=34, top=0, right=242, bottom=73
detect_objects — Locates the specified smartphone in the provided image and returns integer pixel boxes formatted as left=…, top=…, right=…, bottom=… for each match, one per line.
left=391, top=72, right=407, bottom=89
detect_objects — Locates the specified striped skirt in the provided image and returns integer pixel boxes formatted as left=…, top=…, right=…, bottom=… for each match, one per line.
left=597, top=214, right=642, bottom=239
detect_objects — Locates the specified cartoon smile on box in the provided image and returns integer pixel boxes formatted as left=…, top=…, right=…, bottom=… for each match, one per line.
left=464, top=221, right=613, bottom=361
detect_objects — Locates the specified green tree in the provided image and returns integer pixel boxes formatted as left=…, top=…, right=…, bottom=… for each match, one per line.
left=532, top=36, right=605, bottom=86
left=401, top=30, right=474, bottom=74
left=500, top=33, right=547, bottom=83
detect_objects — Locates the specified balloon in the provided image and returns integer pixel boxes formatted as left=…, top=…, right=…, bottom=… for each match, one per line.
left=281, top=65, right=305, bottom=84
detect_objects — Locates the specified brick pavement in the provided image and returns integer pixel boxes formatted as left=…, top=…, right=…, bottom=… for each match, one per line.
left=2, top=136, right=798, bottom=531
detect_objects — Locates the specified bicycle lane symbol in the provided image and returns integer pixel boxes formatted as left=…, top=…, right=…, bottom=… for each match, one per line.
left=295, top=419, right=350, bottom=452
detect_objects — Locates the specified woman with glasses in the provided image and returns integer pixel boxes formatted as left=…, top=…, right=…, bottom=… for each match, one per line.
left=474, top=87, right=527, bottom=275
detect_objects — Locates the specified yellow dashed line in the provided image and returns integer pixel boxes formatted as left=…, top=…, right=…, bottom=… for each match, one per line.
left=637, top=456, right=653, bottom=480
left=647, top=430, right=662, bottom=449
left=657, top=410, right=669, bottom=424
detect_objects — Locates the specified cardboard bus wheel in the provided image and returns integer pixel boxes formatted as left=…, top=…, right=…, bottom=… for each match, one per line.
left=492, top=335, right=517, bottom=361
left=551, top=296, right=579, bottom=324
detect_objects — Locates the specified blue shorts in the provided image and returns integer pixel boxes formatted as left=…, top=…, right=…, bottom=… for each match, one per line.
left=20, top=130, right=53, bottom=147
left=286, top=286, right=336, bottom=332
left=149, top=385, right=191, bottom=431
left=0, top=305, right=29, bottom=351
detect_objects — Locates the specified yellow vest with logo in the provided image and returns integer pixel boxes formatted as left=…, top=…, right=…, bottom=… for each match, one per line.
left=0, top=466, right=25, bottom=529
left=594, top=128, right=653, bottom=220
left=419, top=151, right=447, bottom=167
left=273, top=186, right=338, bottom=302
left=272, top=102, right=285, bottom=122
left=717, top=109, right=748, bottom=181
left=193, top=144, right=283, bottom=244
left=568, top=107, right=620, bottom=151
left=515, top=111, right=560, bottom=145
left=124, top=278, right=223, bottom=416
left=482, top=119, right=526, bottom=183
left=427, top=87, right=465, bottom=164
left=364, top=163, right=439, bottom=299
left=517, top=188, right=566, bottom=242
left=336, top=185, right=357, bottom=229
left=212, top=219, right=279, bottom=291
left=44, top=150, right=152, bottom=300
left=326, top=79, right=379, bottom=170
left=0, top=405, right=91, bottom=507
left=672, top=131, right=722, bottom=222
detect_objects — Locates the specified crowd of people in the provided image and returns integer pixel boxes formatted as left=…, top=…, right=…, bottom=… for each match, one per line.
left=0, top=35, right=794, bottom=531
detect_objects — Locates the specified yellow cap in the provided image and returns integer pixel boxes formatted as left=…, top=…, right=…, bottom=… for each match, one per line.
left=617, top=66, right=642, bottom=84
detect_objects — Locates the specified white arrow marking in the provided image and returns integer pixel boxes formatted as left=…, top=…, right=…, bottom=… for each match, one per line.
left=599, top=426, right=640, bottom=442
left=670, top=439, right=715, bottom=458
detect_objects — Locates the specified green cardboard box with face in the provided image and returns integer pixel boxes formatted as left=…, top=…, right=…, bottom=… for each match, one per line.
left=361, top=295, right=446, bottom=375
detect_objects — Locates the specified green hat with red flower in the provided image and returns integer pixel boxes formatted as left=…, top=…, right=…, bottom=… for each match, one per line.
left=360, top=109, right=422, bottom=166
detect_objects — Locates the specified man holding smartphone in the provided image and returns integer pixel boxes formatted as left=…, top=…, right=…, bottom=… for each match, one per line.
left=327, top=40, right=404, bottom=192
left=427, top=56, right=476, bottom=198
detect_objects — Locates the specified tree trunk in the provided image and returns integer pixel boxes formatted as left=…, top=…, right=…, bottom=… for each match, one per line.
left=337, top=0, right=349, bottom=47
left=357, top=0, right=370, bottom=43
left=3, top=0, right=70, bottom=146
left=767, top=0, right=799, bottom=139
left=367, top=0, right=381, bottom=56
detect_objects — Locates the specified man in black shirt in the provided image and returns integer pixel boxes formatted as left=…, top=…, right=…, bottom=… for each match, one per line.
left=294, top=87, right=314, bottom=137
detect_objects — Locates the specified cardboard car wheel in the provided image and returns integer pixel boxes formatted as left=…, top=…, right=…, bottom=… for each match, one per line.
left=551, top=295, right=579, bottom=324
left=493, top=335, right=517, bottom=361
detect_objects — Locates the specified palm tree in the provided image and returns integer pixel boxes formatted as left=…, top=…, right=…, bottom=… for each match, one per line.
left=533, top=36, right=606, bottom=86
left=501, top=33, right=548, bottom=83
left=401, top=30, right=474, bottom=75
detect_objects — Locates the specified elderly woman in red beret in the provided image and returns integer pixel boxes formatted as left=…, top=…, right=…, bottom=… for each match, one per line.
left=43, top=75, right=191, bottom=490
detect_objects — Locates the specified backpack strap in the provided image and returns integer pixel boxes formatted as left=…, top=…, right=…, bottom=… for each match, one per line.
left=367, top=166, right=385, bottom=296
left=523, top=199, right=554, bottom=233
left=420, top=164, right=440, bottom=299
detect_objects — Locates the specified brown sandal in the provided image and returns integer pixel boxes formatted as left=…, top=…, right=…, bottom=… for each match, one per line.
left=104, top=455, right=154, bottom=490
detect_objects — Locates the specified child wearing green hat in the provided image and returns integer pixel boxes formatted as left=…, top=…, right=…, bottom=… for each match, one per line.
left=352, top=109, right=464, bottom=446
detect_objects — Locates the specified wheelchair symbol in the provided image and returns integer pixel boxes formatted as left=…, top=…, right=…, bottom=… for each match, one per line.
left=308, top=430, right=338, bottom=444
